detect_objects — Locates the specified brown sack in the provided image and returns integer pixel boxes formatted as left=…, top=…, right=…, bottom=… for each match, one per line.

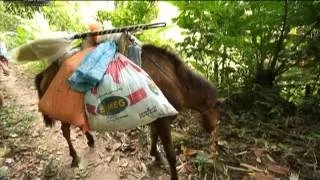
left=39, top=48, right=94, bottom=132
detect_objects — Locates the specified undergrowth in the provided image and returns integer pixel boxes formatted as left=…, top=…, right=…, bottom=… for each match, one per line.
left=23, top=61, right=46, bottom=75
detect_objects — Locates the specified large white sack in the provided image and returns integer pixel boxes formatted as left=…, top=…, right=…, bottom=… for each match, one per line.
left=84, top=53, right=178, bottom=132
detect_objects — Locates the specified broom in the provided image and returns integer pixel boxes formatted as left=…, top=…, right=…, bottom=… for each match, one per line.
left=12, top=22, right=166, bottom=62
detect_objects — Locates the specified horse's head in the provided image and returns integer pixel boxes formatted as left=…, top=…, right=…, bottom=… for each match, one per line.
left=199, top=98, right=224, bottom=134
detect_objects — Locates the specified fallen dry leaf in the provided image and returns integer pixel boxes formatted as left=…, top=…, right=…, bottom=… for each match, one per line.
left=241, top=175, right=251, bottom=180
left=234, top=151, right=248, bottom=156
left=251, top=148, right=263, bottom=163
left=159, top=175, right=170, bottom=180
left=183, top=147, right=198, bottom=157
left=106, top=155, right=114, bottom=163
left=185, top=164, right=196, bottom=174
left=98, top=152, right=104, bottom=158
left=112, top=142, right=122, bottom=151
left=120, top=160, right=129, bottom=167
left=267, top=164, right=289, bottom=175
left=140, top=162, right=147, bottom=173
left=248, top=172, right=274, bottom=180
left=240, top=163, right=264, bottom=172
left=218, top=140, right=228, bottom=146
left=266, top=154, right=276, bottom=163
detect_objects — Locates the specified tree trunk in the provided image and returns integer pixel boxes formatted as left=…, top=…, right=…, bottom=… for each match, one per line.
left=221, top=46, right=227, bottom=85
left=305, top=84, right=312, bottom=98
left=255, top=66, right=276, bottom=88
left=214, top=60, right=219, bottom=86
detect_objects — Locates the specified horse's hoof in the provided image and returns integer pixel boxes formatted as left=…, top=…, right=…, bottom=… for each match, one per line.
left=85, top=132, right=95, bottom=148
left=71, top=157, right=80, bottom=167
left=152, top=156, right=167, bottom=168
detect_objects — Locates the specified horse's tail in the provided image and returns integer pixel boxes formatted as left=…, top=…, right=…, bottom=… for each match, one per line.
left=12, top=38, right=73, bottom=64
left=34, top=62, right=59, bottom=127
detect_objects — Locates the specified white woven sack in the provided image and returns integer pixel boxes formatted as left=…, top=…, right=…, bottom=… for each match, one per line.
left=84, top=53, right=178, bottom=132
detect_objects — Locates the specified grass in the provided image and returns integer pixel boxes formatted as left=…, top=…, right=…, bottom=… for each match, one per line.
left=0, top=103, right=35, bottom=138
left=23, top=61, right=46, bottom=75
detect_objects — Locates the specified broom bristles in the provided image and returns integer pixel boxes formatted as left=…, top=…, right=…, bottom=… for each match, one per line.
left=12, top=38, right=72, bottom=63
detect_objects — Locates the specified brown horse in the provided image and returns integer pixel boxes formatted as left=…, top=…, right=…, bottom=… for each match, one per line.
left=34, top=44, right=222, bottom=180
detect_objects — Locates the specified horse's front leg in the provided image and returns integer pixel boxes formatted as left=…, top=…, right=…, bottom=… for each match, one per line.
left=61, top=122, right=80, bottom=167
left=154, top=116, right=178, bottom=180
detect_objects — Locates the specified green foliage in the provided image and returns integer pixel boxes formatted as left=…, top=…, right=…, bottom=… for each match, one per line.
left=0, top=2, right=21, bottom=33
left=0, top=8, right=42, bottom=49
left=1, top=1, right=88, bottom=51
left=225, top=85, right=297, bottom=121
left=297, top=90, right=320, bottom=119
left=24, top=61, right=47, bottom=74
left=97, top=1, right=159, bottom=27
left=1, top=1, right=43, bottom=19
left=171, top=1, right=320, bottom=88
left=137, top=24, right=176, bottom=49
left=170, top=1, right=320, bottom=119
left=0, top=1, right=35, bottom=47
left=96, top=1, right=174, bottom=49
left=40, top=2, right=86, bottom=32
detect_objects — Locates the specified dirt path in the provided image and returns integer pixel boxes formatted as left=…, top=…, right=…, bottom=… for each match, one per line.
left=0, top=63, right=166, bottom=180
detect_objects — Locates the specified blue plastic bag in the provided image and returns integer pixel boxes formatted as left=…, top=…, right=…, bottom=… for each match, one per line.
left=127, top=42, right=142, bottom=67
left=68, top=41, right=116, bottom=92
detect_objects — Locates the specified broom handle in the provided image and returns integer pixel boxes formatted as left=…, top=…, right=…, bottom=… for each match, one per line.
left=70, top=22, right=166, bottom=40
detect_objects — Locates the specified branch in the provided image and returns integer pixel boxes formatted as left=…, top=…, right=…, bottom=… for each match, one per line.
left=277, top=51, right=308, bottom=74
left=205, top=49, right=247, bottom=68
left=289, top=20, right=320, bottom=53
left=276, top=20, right=320, bottom=74
left=259, top=35, right=265, bottom=65
left=270, top=0, right=289, bottom=71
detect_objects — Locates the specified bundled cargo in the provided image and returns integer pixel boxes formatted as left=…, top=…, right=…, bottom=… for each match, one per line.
left=38, top=37, right=177, bottom=132
left=84, top=53, right=178, bottom=132
left=38, top=48, right=94, bottom=132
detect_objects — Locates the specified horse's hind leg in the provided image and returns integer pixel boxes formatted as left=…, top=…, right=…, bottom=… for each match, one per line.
left=61, top=122, right=80, bottom=167
left=150, top=123, right=164, bottom=164
left=154, top=116, right=178, bottom=180
left=85, top=131, right=95, bottom=147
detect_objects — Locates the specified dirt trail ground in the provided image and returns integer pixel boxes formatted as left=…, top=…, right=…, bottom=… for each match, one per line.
left=1, top=62, right=320, bottom=180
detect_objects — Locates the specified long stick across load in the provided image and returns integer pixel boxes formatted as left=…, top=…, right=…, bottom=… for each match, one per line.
left=12, top=22, right=166, bottom=62
left=71, top=22, right=166, bottom=40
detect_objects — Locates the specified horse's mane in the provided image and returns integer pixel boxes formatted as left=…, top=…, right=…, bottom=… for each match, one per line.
left=142, top=44, right=218, bottom=98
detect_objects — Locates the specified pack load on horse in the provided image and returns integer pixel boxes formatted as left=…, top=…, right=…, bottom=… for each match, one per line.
left=37, top=24, right=178, bottom=132
left=12, top=22, right=223, bottom=180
